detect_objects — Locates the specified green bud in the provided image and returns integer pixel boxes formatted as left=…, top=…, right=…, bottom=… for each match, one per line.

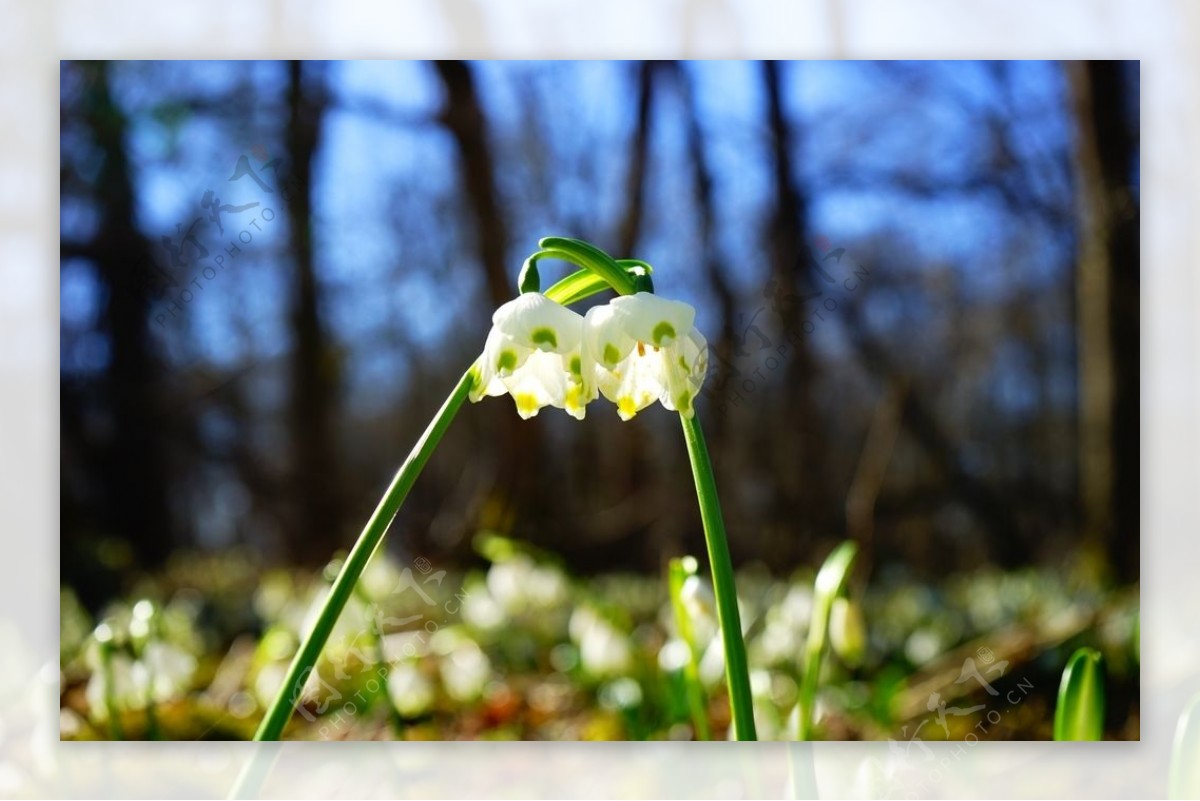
left=518, top=256, right=541, bottom=294
left=829, top=597, right=866, bottom=668
left=630, top=268, right=654, bottom=294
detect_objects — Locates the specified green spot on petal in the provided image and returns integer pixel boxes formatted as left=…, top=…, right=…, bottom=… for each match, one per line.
left=530, top=327, right=557, bottom=349
left=603, top=343, right=621, bottom=366
left=652, top=321, right=677, bottom=346
left=497, top=349, right=517, bottom=373
left=570, top=355, right=582, bottom=375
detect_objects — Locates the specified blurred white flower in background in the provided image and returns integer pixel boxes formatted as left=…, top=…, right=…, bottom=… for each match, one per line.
left=698, top=634, right=727, bottom=689
left=84, top=650, right=137, bottom=720
left=569, top=606, right=633, bottom=679
left=486, top=555, right=570, bottom=616
left=432, top=628, right=491, bottom=703
left=678, top=574, right=718, bottom=644
left=388, top=662, right=434, bottom=718
left=752, top=584, right=813, bottom=668
left=358, top=555, right=403, bottom=604
left=134, top=641, right=197, bottom=703
left=657, top=639, right=691, bottom=674
left=460, top=579, right=506, bottom=632
left=598, top=677, right=643, bottom=712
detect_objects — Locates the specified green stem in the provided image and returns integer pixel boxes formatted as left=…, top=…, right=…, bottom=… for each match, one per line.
left=679, top=414, right=756, bottom=741
left=253, top=368, right=476, bottom=741
left=96, top=632, right=123, bottom=741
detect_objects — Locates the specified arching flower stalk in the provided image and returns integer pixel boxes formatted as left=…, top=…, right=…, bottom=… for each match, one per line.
left=254, top=237, right=755, bottom=741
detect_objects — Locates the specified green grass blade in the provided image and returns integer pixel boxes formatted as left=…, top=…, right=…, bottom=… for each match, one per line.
left=667, top=556, right=711, bottom=740
left=796, top=540, right=858, bottom=740
left=1053, top=647, right=1106, bottom=741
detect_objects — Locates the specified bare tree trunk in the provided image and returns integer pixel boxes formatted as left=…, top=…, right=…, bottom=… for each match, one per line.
left=845, top=379, right=906, bottom=580
left=285, top=61, right=343, bottom=564
left=762, top=61, right=827, bottom=548
left=434, top=61, right=511, bottom=308
left=674, top=63, right=738, bottom=439
left=610, top=61, right=658, bottom=554
left=1069, top=61, right=1140, bottom=582
left=615, top=61, right=656, bottom=258
left=843, top=300, right=1027, bottom=569
left=434, top=61, right=546, bottom=541
left=75, top=61, right=175, bottom=571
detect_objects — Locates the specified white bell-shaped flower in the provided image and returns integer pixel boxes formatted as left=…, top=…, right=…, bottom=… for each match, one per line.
left=583, top=292, right=708, bottom=420
left=471, top=292, right=592, bottom=420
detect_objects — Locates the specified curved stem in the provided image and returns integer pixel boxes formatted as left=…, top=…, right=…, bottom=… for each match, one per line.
left=537, top=237, right=637, bottom=295
left=254, top=368, right=476, bottom=741
left=679, top=413, right=756, bottom=740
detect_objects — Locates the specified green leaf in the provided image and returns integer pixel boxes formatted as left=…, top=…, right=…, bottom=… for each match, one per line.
left=797, top=540, right=858, bottom=740
left=814, top=541, right=858, bottom=600
left=538, top=236, right=636, bottom=296
left=1054, top=647, right=1106, bottom=741
left=531, top=241, right=653, bottom=304
left=667, top=556, right=711, bottom=741
left=544, top=268, right=614, bottom=307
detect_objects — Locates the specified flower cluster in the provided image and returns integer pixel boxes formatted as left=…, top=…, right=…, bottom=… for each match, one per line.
left=470, top=292, right=709, bottom=421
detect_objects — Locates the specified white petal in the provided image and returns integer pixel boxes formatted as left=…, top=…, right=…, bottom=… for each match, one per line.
left=501, top=350, right=568, bottom=419
left=473, top=327, right=530, bottom=402
left=494, top=292, right=582, bottom=353
left=563, top=345, right=592, bottom=420
left=583, top=304, right=636, bottom=370
left=663, top=329, right=709, bottom=417
left=599, top=344, right=671, bottom=421
left=610, top=292, right=696, bottom=348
